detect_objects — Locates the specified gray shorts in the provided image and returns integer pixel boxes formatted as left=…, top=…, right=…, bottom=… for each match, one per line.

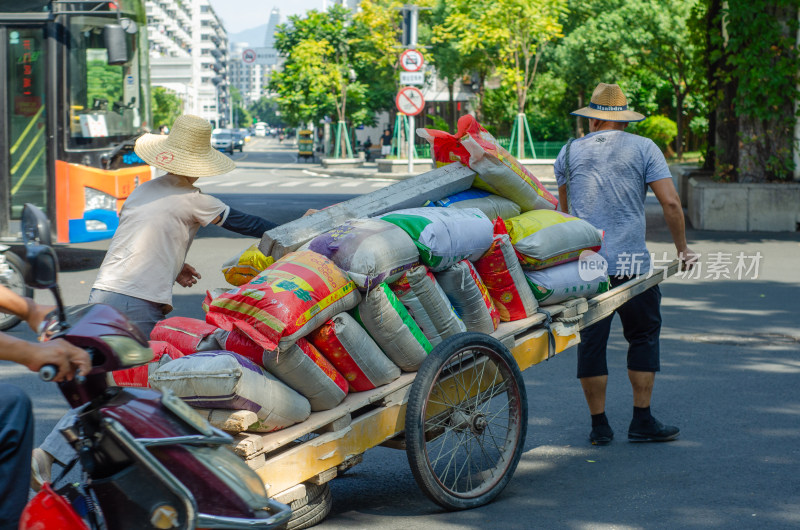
left=88, top=288, right=166, bottom=338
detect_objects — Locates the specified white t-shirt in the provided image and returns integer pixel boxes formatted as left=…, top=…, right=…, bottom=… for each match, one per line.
left=93, top=174, right=228, bottom=306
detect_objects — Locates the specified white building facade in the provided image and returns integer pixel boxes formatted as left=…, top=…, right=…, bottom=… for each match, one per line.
left=146, top=0, right=230, bottom=128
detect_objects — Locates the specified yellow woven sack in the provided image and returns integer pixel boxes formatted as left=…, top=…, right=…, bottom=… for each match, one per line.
left=221, top=243, right=275, bottom=286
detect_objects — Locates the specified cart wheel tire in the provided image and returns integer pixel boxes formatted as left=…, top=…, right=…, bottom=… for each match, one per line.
left=284, top=483, right=332, bottom=530
left=0, top=252, right=32, bottom=331
left=405, top=332, right=527, bottom=511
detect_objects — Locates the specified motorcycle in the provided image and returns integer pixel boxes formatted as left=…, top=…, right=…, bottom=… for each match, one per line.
left=17, top=203, right=291, bottom=529
left=0, top=245, right=32, bottom=330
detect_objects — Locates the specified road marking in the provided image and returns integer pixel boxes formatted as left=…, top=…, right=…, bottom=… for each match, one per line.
left=249, top=181, right=272, bottom=187
left=278, top=181, right=303, bottom=187
left=310, top=182, right=331, bottom=187
left=215, top=181, right=245, bottom=187
left=370, top=182, right=390, bottom=187
left=340, top=182, right=360, bottom=188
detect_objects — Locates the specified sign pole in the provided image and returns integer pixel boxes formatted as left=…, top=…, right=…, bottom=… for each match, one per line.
left=407, top=8, right=418, bottom=174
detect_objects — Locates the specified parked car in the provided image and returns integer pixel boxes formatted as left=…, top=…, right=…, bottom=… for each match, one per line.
left=211, top=129, right=234, bottom=154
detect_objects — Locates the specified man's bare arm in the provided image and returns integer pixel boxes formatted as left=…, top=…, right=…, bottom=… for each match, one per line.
left=649, top=178, right=697, bottom=268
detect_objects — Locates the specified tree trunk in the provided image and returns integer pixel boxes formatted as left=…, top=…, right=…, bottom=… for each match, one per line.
left=702, top=0, right=720, bottom=172
left=576, top=91, right=585, bottom=138
left=675, top=91, right=685, bottom=161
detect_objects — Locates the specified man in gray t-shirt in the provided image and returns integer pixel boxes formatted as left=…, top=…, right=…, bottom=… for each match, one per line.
left=554, top=83, right=697, bottom=446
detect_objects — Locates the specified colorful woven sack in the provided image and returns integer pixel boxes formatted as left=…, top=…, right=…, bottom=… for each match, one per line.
left=426, top=188, right=521, bottom=222
left=505, top=210, right=603, bottom=270
left=474, top=234, right=538, bottom=322
left=390, top=266, right=466, bottom=346
left=206, top=250, right=361, bottom=352
left=435, top=260, right=500, bottom=334
left=305, top=218, right=420, bottom=290
left=149, top=351, right=310, bottom=432
left=525, top=261, right=610, bottom=305
left=149, top=317, right=221, bottom=355
left=107, top=341, right=185, bottom=388
left=309, top=313, right=400, bottom=392
left=221, top=243, right=275, bottom=286
left=353, top=283, right=432, bottom=372
left=379, top=207, right=493, bottom=271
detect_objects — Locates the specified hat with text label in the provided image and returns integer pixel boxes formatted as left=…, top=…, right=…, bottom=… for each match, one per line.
left=570, top=83, right=645, bottom=123
left=134, top=114, right=235, bottom=177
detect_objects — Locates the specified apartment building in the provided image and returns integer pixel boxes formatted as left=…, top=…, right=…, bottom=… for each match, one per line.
left=146, top=0, right=230, bottom=128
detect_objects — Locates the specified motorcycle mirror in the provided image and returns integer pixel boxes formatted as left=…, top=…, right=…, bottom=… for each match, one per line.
left=23, top=244, right=59, bottom=290
left=21, top=203, right=52, bottom=247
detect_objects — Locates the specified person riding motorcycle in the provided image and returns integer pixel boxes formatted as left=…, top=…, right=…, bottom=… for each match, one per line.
left=0, top=285, right=89, bottom=529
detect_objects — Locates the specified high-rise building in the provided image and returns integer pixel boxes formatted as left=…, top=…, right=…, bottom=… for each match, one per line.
left=145, top=0, right=230, bottom=128
left=228, top=8, right=281, bottom=109
left=264, top=7, right=280, bottom=47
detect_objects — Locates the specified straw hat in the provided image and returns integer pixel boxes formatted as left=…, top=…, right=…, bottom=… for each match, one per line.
left=570, top=83, right=645, bottom=123
left=134, top=115, right=235, bottom=177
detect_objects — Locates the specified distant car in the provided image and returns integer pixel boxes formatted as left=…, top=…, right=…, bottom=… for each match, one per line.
left=254, top=124, right=267, bottom=137
left=232, top=130, right=246, bottom=152
left=211, top=129, right=234, bottom=154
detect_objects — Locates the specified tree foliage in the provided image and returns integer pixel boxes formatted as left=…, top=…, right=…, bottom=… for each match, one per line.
left=151, top=86, right=183, bottom=130
left=270, top=2, right=397, bottom=129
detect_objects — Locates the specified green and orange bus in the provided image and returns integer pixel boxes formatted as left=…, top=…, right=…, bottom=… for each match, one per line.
left=0, top=0, right=153, bottom=245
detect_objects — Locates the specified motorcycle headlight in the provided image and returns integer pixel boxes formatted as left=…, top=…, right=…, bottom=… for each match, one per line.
left=85, top=187, right=117, bottom=211
left=184, top=445, right=269, bottom=511
left=100, top=335, right=154, bottom=366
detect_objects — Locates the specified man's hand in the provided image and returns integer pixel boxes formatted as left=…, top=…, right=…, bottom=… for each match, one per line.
left=303, top=208, right=319, bottom=217
left=678, top=247, right=699, bottom=271
left=24, top=339, right=91, bottom=382
left=176, top=263, right=201, bottom=288
left=25, top=301, right=55, bottom=333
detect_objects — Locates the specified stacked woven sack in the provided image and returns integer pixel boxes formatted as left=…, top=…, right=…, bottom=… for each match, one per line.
left=419, top=114, right=611, bottom=310
left=119, top=115, right=611, bottom=436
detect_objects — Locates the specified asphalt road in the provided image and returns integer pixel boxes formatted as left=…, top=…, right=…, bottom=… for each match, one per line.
left=2, top=137, right=798, bottom=528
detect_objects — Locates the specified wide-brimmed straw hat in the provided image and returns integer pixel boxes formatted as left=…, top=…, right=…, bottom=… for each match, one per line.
left=571, top=83, right=645, bottom=123
left=134, top=115, right=235, bottom=177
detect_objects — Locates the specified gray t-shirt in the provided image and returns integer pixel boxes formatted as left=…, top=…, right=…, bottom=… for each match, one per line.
left=554, top=130, right=670, bottom=275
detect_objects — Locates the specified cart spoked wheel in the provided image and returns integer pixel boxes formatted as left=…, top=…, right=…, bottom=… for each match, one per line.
left=0, top=251, right=32, bottom=331
left=405, top=332, right=527, bottom=511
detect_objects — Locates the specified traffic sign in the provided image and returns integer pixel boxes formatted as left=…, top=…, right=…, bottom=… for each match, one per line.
left=242, top=47, right=278, bottom=66
left=399, top=49, right=424, bottom=72
left=395, top=87, right=425, bottom=116
left=399, top=71, right=424, bottom=86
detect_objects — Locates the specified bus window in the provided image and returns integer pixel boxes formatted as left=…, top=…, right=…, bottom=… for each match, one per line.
left=6, top=28, right=47, bottom=219
left=67, top=16, right=144, bottom=148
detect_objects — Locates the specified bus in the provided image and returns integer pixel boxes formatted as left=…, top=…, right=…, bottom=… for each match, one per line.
left=0, top=0, right=152, bottom=244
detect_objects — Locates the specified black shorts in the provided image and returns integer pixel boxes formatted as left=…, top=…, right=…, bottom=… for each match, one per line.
left=576, top=276, right=662, bottom=378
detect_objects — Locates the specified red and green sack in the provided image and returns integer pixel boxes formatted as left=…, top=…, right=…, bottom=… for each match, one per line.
left=206, top=250, right=361, bottom=352
left=107, top=341, right=186, bottom=388
left=308, top=313, right=400, bottom=392
left=417, top=115, right=557, bottom=212
left=505, top=210, right=603, bottom=270
left=150, top=317, right=221, bottom=355
left=474, top=234, right=538, bottom=322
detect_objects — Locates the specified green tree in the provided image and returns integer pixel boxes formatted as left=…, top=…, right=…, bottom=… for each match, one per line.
left=271, top=1, right=396, bottom=141
left=619, top=0, right=703, bottom=160
left=230, top=86, right=252, bottom=128
left=703, top=0, right=799, bottom=181
left=248, top=97, right=285, bottom=128
left=151, top=86, right=183, bottom=130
